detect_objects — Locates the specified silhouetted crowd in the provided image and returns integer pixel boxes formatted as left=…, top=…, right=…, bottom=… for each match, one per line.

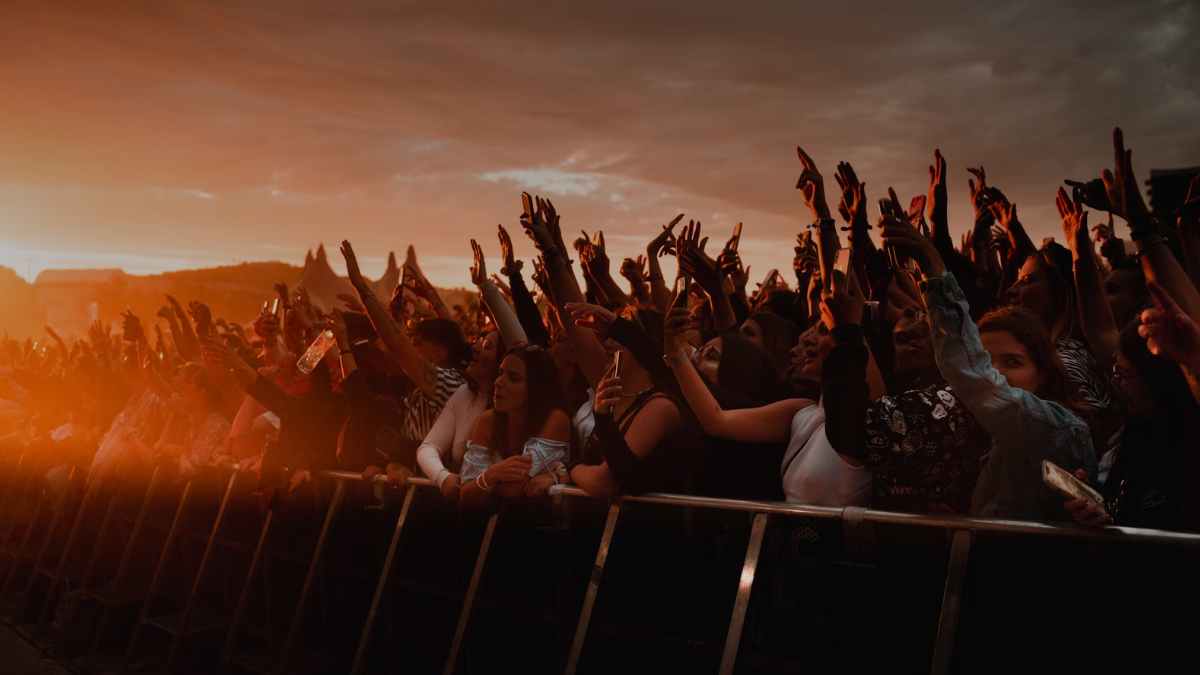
left=3, top=128, right=1198, bottom=532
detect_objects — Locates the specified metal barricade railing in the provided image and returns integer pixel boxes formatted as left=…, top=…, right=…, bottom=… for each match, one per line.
left=3, top=464, right=1199, bottom=674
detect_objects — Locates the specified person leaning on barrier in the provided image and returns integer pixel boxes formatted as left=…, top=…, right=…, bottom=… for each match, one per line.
left=459, top=344, right=572, bottom=510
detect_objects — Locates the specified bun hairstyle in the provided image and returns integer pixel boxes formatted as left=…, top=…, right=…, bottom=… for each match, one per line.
left=412, top=318, right=472, bottom=370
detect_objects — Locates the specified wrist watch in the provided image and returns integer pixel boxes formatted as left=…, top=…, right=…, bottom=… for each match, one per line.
left=663, top=350, right=689, bottom=368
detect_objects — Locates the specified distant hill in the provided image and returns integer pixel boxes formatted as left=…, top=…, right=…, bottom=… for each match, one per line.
left=3, top=249, right=478, bottom=342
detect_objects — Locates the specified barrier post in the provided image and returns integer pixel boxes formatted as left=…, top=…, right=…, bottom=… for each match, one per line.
left=564, top=500, right=622, bottom=675
left=217, top=507, right=274, bottom=675
left=31, top=473, right=108, bottom=632
left=53, top=476, right=125, bottom=643
left=718, top=512, right=768, bottom=675
left=159, top=470, right=240, bottom=672
left=15, top=466, right=79, bottom=602
left=83, top=465, right=164, bottom=669
left=349, top=484, right=415, bottom=675
left=930, top=528, right=972, bottom=675
left=121, top=479, right=195, bottom=672
left=274, top=477, right=347, bottom=674
left=443, top=510, right=500, bottom=675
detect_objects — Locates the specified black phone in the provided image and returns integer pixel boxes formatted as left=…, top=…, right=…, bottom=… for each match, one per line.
left=877, top=199, right=903, bottom=269
left=730, top=222, right=742, bottom=251
left=833, top=247, right=853, bottom=281
left=671, top=277, right=691, bottom=311
left=613, top=350, right=622, bottom=379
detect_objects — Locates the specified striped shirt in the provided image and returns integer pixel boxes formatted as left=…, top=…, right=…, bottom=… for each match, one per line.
left=403, top=367, right=467, bottom=442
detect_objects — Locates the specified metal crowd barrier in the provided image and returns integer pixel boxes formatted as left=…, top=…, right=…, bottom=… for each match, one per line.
left=0, top=455, right=1197, bottom=674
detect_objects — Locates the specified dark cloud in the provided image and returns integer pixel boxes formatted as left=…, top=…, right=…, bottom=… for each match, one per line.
left=0, top=0, right=1197, bottom=283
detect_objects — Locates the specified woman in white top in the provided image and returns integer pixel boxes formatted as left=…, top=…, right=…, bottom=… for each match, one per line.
left=664, top=307, right=873, bottom=507
left=415, top=238, right=528, bottom=500
left=460, top=345, right=572, bottom=510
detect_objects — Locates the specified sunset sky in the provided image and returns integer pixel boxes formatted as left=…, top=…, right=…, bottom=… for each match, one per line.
left=1, top=0, right=1198, bottom=288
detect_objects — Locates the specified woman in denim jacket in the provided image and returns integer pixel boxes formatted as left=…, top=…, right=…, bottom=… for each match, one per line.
left=883, top=219, right=1097, bottom=522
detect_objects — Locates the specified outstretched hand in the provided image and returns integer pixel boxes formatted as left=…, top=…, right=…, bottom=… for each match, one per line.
left=566, top=302, right=617, bottom=341
left=1055, top=187, right=1092, bottom=259
left=796, top=146, right=831, bottom=222
left=1100, top=127, right=1150, bottom=225
left=1139, top=281, right=1200, bottom=370
left=497, top=224, right=523, bottom=275
left=340, top=240, right=368, bottom=290
left=880, top=215, right=945, bottom=278
left=470, top=239, right=488, bottom=286
left=649, top=214, right=683, bottom=258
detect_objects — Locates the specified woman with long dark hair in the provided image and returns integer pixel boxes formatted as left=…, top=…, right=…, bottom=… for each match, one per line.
left=459, top=345, right=572, bottom=509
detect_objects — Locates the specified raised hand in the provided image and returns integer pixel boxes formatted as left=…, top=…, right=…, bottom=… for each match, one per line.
left=1101, top=127, right=1150, bottom=225
left=820, top=270, right=864, bottom=329
left=469, top=239, right=488, bottom=286
left=253, top=309, right=281, bottom=340
left=663, top=307, right=690, bottom=357
left=188, top=301, right=213, bottom=331
left=336, top=293, right=365, bottom=313
left=1139, top=281, right=1200, bottom=370
left=927, top=149, right=948, bottom=227
left=967, top=166, right=990, bottom=221
left=497, top=224, right=523, bottom=275
left=619, top=256, right=646, bottom=286
left=201, top=337, right=258, bottom=388
left=156, top=305, right=173, bottom=320
left=120, top=310, right=144, bottom=343
left=490, top=275, right=512, bottom=296
left=1055, top=187, right=1090, bottom=256
left=340, top=240, right=368, bottom=290
left=519, top=195, right=555, bottom=250
left=796, top=146, right=831, bottom=222
left=1064, top=178, right=1113, bottom=214
left=880, top=215, right=945, bottom=277
left=580, top=230, right=611, bottom=277
left=326, top=308, right=349, bottom=347
left=566, top=302, right=617, bottom=341
left=272, top=283, right=289, bottom=303
left=649, top=214, right=683, bottom=258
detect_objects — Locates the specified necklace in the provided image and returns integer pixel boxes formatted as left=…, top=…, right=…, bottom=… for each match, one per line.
left=619, top=385, right=653, bottom=398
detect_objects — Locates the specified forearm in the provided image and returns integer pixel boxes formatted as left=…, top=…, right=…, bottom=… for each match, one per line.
left=1072, top=252, right=1119, bottom=372
left=647, top=255, right=672, bottom=314
left=569, top=463, right=620, bottom=498
left=708, top=288, right=737, bottom=333
left=479, top=280, right=528, bottom=346
left=820, top=327, right=870, bottom=457
left=593, top=412, right=653, bottom=495
left=1179, top=223, right=1200, bottom=292
left=459, top=476, right=494, bottom=510
left=357, top=285, right=436, bottom=395
left=548, top=262, right=608, bottom=385
left=596, top=271, right=633, bottom=306
left=1139, top=235, right=1200, bottom=320
left=170, top=316, right=201, bottom=362
left=507, top=271, right=551, bottom=346
left=728, top=291, right=751, bottom=326
left=416, top=444, right=451, bottom=488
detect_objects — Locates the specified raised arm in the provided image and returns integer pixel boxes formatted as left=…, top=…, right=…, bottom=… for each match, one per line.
left=796, top=145, right=840, bottom=289
left=663, top=307, right=810, bottom=442
left=471, top=238, right=528, bottom=346
left=499, top=224, right=551, bottom=346
left=580, top=230, right=633, bottom=306
left=520, top=197, right=609, bottom=386
left=646, top=215, right=682, bottom=314
left=1102, top=128, right=1200, bottom=321
left=341, top=240, right=442, bottom=399
left=165, top=295, right=202, bottom=362
left=1058, top=188, right=1118, bottom=372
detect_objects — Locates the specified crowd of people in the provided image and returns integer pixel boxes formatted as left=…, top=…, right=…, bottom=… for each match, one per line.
left=2, top=128, right=1198, bottom=533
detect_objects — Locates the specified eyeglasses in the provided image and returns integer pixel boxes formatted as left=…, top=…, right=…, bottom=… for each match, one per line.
left=1111, top=364, right=1141, bottom=388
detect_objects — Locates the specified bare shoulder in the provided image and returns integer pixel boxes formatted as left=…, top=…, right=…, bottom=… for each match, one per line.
left=536, top=409, right=572, bottom=442
left=640, top=396, right=682, bottom=426
left=470, top=409, right=495, bottom=445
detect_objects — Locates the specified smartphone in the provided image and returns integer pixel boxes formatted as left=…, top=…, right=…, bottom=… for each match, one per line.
left=262, top=301, right=270, bottom=313
left=271, top=298, right=282, bottom=319
left=761, top=269, right=780, bottom=291
left=877, top=199, right=903, bottom=269
left=730, top=222, right=743, bottom=251
left=613, top=350, right=622, bottom=379
left=833, top=247, right=853, bottom=280
left=907, top=196, right=926, bottom=226
left=592, top=230, right=603, bottom=246
left=1042, top=460, right=1107, bottom=519
left=1043, top=237, right=1055, bottom=247
left=521, top=192, right=535, bottom=221
left=800, top=231, right=813, bottom=252
left=670, top=277, right=691, bottom=310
